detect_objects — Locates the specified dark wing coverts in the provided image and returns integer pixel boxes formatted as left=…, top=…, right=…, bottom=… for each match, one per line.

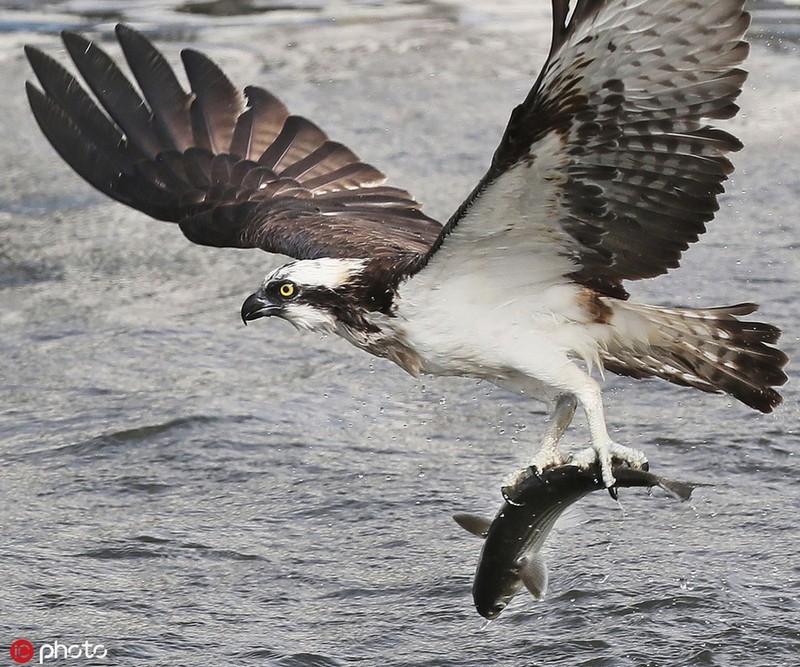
left=25, top=25, right=441, bottom=263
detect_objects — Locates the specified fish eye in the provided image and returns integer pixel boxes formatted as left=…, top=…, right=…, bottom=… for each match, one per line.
left=279, top=282, right=296, bottom=298
left=488, top=603, right=506, bottom=618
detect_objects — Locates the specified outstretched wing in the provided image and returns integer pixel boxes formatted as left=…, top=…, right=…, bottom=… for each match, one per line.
left=25, top=25, right=441, bottom=262
left=425, top=0, right=750, bottom=299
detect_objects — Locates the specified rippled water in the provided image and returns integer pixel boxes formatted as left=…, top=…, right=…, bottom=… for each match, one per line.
left=2, top=1, right=799, bottom=665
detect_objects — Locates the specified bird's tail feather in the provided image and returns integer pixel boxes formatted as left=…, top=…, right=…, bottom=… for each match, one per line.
left=601, top=301, right=788, bottom=413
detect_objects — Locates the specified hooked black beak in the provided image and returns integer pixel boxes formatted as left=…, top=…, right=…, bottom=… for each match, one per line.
left=241, top=291, right=279, bottom=325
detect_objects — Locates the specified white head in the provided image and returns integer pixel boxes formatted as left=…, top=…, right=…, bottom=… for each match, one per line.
left=240, top=258, right=368, bottom=333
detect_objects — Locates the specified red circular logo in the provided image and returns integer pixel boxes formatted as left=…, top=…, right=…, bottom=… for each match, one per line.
left=9, top=639, right=34, bottom=664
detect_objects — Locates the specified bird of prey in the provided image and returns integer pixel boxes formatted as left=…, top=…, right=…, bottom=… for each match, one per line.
left=25, top=0, right=788, bottom=487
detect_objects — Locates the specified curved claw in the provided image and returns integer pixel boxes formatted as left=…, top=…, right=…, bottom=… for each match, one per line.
left=569, top=442, right=648, bottom=488
left=530, top=447, right=567, bottom=475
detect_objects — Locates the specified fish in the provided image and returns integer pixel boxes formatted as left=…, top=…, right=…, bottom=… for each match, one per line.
left=454, top=463, right=696, bottom=619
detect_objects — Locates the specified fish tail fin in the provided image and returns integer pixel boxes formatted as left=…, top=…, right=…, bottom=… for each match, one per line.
left=656, top=477, right=696, bottom=502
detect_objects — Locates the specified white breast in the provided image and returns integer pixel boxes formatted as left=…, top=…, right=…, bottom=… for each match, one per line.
left=393, top=265, right=607, bottom=400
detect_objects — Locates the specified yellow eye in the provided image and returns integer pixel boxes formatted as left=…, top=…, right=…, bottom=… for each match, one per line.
left=279, top=282, right=296, bottom=298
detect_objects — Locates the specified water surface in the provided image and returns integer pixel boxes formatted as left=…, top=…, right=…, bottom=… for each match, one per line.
left=2, top=1, right=799, bottom=665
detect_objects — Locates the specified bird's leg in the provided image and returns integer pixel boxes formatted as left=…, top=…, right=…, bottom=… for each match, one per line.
left=530, top=393, right=577, bottom=472
left=573, top=379, right=648, bottom=487
left=506, top=394, right=578, bottom=491
left=502, top=358, right=646, bottom=488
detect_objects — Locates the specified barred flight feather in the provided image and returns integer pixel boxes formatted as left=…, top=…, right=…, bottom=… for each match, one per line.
left=25, top=26, right=440, bottom=267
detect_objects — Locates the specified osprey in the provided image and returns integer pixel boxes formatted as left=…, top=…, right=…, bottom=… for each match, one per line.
left=25, top=0, right=787, bottom=487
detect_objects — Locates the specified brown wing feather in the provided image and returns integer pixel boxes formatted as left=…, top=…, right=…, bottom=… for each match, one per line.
left=433, top=0, right=750, bottom=298
left=181, top=48, right=244, bottom=154
left=115, top=24, right=194, bottom=152
left=25, top=25, right=441, bottom=264
left=229, top=86, right=290, bottom=161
